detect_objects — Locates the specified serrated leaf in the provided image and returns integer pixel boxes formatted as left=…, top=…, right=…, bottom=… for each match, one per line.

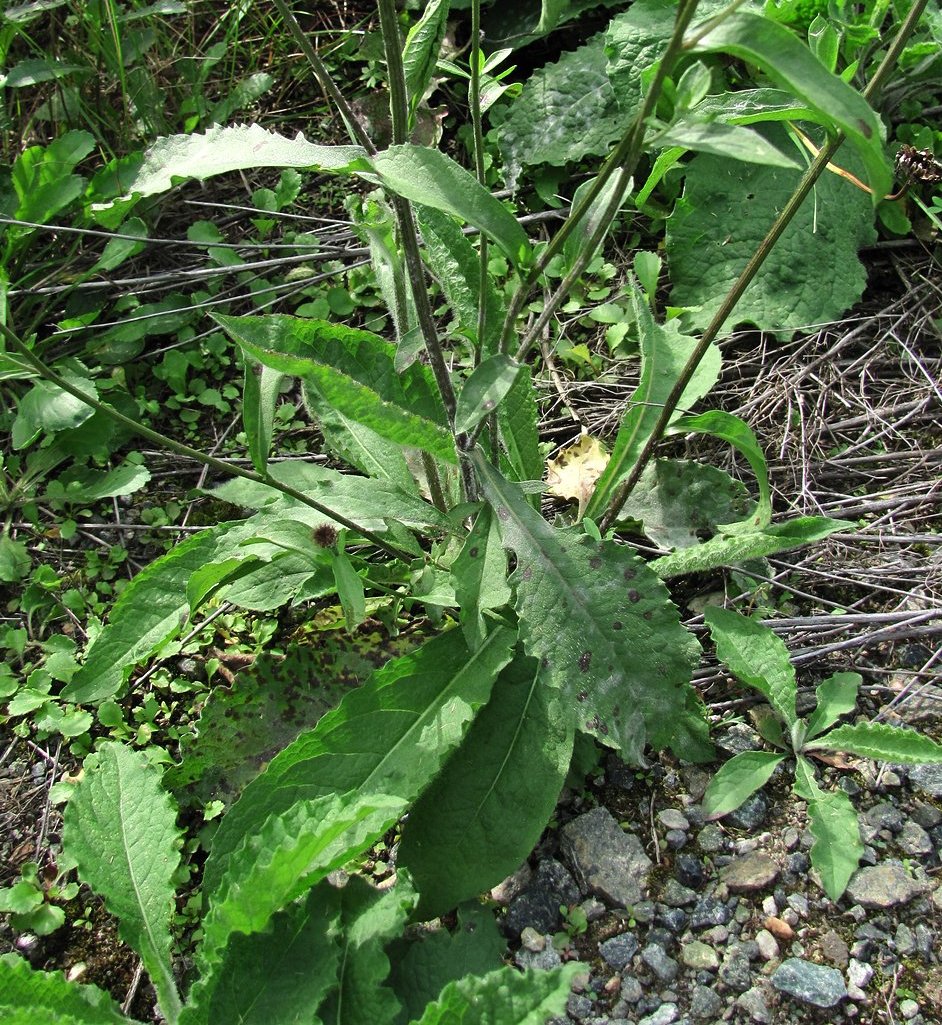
left=371, top=145, right=530, bottom=267
left=620, top=459, right=752, bottom=551
left=805, top=721, right=942, bottom=763
left=410, top=963, right=583, bottom=1025
left=455, top=356, right=520, bottom=434
left=214, top=313, right=457, bottom=464
left=242, top=362, right=284, bottom=475
left=805, top=672, right=861, bottom=741
left=473, top=451, right=701, bottom=763
left=702, top=750, right=785, bottom=820
left=585, top=287, right=720, bottom=520
left=62, top=744, right=182, bottom=1023
left=120, top=124, right=371, bottom=199
left=452, top=506, right=511, bottom=651
left=704, top=607, right=797, bottom=730
left=203, top=626, right=516, bottom=899
left=403, top=0, right=449, bottom=123
left=651, top=516, right=852, bottom=578
left=793, top=757, right=863, bottom=901
left=687, top=11, right=889, bottom=199
left=0, top=953, right=134, bottom=1025
left=667, top=148, right=877, bottom=339
left=399, top=653, right=574, bottom=918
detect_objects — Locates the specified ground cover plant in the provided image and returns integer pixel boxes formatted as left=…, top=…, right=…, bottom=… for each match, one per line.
left=1, top=0, right=941, bottom=1021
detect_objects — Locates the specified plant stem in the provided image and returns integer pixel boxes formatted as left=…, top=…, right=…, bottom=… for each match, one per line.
left=497, top=0, right=703, bottom=357
left=597, top=0, right=930, bottom=533
left=0, top=325, right=417, bottom=561
left=469, top=0, right=490, bottom=361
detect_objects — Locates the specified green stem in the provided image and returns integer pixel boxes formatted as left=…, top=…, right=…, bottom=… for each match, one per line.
left=0, top=325, right=416, bottom=561
left=469, top=0, right=490, bottom=361
left=597, top=0, right=930, bottom=532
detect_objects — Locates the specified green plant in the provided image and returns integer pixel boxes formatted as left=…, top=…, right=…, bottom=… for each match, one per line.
left=701, top=606, right=942, bottom=900
left=0, top=742, right=581, bottom=1025
left=0, top=859, right=78, bottom=937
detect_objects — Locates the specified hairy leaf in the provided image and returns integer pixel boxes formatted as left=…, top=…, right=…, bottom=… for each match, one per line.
left=403, top=0, right=450, bottom=123
left=805, top=672, right=861, bottom=741
left=399, top=653, right=574, bottom=917
left=805, top=721, right=942, bottom=763
left=705, top=607, right=797, bottom=730
left=667, top=149, right=876, bottom=338
left=315, top=405, right=416, bottom=490
left=203, top=626, right=516, bottom=898
left=702, top=750, right=786, bottom=820
left=497, top=364, right=543, bottom=509
left=655, top=121, right=800, bottom=168
left=473, top=452, right=701, bottom=763
left=455, top=356, right=521, bottom=434
left=451, top=505, right=512, bottom=651
left=242, top=362, right=284, bottom=475
left=62, top=744, right=182, bottom=1023
left=0, top=953, right=134, bottom=1025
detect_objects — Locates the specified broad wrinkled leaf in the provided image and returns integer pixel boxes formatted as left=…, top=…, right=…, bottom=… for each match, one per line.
left=687, top=11, right=890, bottom=200
left=410, top=964, right=583, bottom=1025
left=805, top=672, right=861, bottom=741
left=805, top=721, right=942, bottom=763
left=793, top=757, right=863, bottom=901
left=399, top=653, right=574, bottom=917
left=705, top=607, right=797, bottom=730
left=203, top=627, right=516, bottom=898
left=455, top=356, right=520, bottom=434
left=585, top=287, right=720, bottom=520
left=473, top=451, right=701, bottom=763
left=702, top=750, right=786, bottom=820
left=667, top=149, right=877, bottom=338
left=62, top=744, right=182, bottom=1023
left=651, top=516, right=852, bottom=578
left=0, top=953, right=134, bottom=1025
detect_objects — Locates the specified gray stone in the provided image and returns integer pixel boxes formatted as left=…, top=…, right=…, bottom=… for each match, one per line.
left=726, top=792, right=769, bottom=832
left=897, top=820, right=933, bottom=856
left=895, top=922, right=916, bottom=956
left=638, top=1004, right=678, bottom=1025
left=909, top=763, right=942, bottom=797
left=515, top=943, right=562, bottom=971
left=696, top=823, right=725, bottom=853
left=719, top=945, right=753, bottom=992
left=847, top=958, right=873, bottom=990
left=659, top=809, right=690, bottom=831
left=504, top=858, right=579, bottom=937
left=681, top=940, right=719, bottom=970
left=642, top=943, right=680, bottom=983
left=567, top=993, right=594, bottom=1019
left=674, top=853, right=706, bottom=890
left=820, top=929, right=849, bottom=968
left=599, top=932, right=640, bottom=971
left=661, top=878, right=698, bottom=907
left=619, top=975, right=643, bottom=1003
left=665, top=828, right=688, bottom=849
left=689, top=984, right=724, bottom=1020
left=722, top=851, right=779, bottom=893
left=689, top=896, right=730, bottom=929
left=716, top=722, right=762, bottom=754
left=737, top=986, right=772, bottom=1023
left=754, top=929, right=780, bottom=961
left=561, top=808, right=653, bottom=908
left=844, top=861, right=928, bottom=909
left=864, top=801, right=905, bottom=832
left=772, top=958, right=847, bottom=1008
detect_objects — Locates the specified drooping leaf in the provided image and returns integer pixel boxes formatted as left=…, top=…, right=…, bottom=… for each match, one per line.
left=12, top=370, right=98, bottom=449
left=403, top=0, right=450, bottom=123
left=805, top=721, right=942, bottom=763
left=683, top=87, right=819, bottom=128
left=585, top=286, right=720, bottom=520
left=451, top=505, right=512, bottom=651
left=620, top=460, right=753, bottom=551
left=46, top=462, right=151, bottom=505
left=473, top=451, right=701, bottom=763
left=455, top=356, right=521, bottom=434
left=242, top=361, right=284, bottom=475
left=667, top=148, right=877, bottom=339
left=686, top=11, right=890, bottom=199
left=793, top=756, right=863, bottom=901
left=399, top=653, right=574, bottom=918
left=704, top=607, right=797, bottom=731
left=62, top=744, right=182, bottom=1023
left=655, top=121, right=800, bottom=168
left=315, top=404, right=416, bottom=490
left=561, top=170, right=634, bottom=275
left=203, top=626, right=516, bottom=898
left=650, top=516, right=852, bottom=578
left=0, top=953, right=134, bottom=1025
left=497, top=364, right=542, bottom=509
left=804, top=672, right=861, bottom=741
left=214, top=313, right=456, bottom=464
left=702, top=750, right=786, bottom=820
left=409, top=963, right=583, bottom=1025
left=371, top=146, right=530, bottom=267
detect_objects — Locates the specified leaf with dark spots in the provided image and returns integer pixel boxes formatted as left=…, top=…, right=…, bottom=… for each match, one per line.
left=623, top=567, right=636, bottom=580
left=468, top=547, right=479, bottom=559
left=628, top=590, right=641, bottom=603
left=590, top=556, right=603, bottom=569
left=578, top=651, right=592, bottom=672
left=612, top=621, right=623, bottom=631
left=578, top=690, right=588, bottom=702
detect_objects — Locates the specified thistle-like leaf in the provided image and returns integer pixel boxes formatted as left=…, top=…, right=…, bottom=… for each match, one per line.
left=805, top=721, right=942, bottom=763
left=804, top=672, right=861, bottom=742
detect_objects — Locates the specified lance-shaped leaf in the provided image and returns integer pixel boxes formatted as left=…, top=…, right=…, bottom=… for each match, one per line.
left=403, top=0, right=450, bottom=123
left=687, top=11, right=890, bottom=200
left=584, top=286, right=720, bottom=521
left=561, top=170, right=634, bottom=276
left=805, top=721, right=942, bottom=763
left=793, top=756, right=863, bottom=901
left=473, top=451, right=701, bottom=763
left=0, top=953, right=135, bottom=1025
left=62, top=744, right=182, bottom=1024
left=498, top=364, right=542, bottom=509
left=399, top=653, right=574, bottom=918
left=242, top=361, right=284, bottom=475
left=214, top=313, right=457, bottom=464
left=805, top=672, right=861, bottom=742
left=455, top=355, right=521, bottom=434
left=203, top=626, right=516, bottom=898
left=702, top=750, right=786, bottom=820
left=704, top=607, right=797, bottom=731
left=452, top=505, right=512, bottom=651
left=410, top=963, right=583, bottom=1025
left=655, top=121, right=799, bottom=168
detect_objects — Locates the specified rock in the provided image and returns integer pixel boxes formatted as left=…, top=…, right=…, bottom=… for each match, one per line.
left=895, top=922, right=916, bottom=956
left=689, top=896, right=730, bottom=929
left=844, top=861, right=928, bottom=909
left=560, top=808, right=653, bottom=908
left=820, top=929, right=850, bottom=967
left=754, top=929, right=780, bottom=961
left=658, top=809, right=690, bottom=831
left=909, top=764, right=942, bottom=798
left=772, top=958, right=848, bottom=1008
left=689, top=984, right=724, bottom=1020
left=719, top=945, right=753, bottom=992
left=847, top=958, right=874, bottom=990
left=737, top=985, right=772, bottom=1023
left=674, top=853, right=707, bottom=890
left=661, top=878, right=698, bottom=907
left=864, top=802, right=905, bottom=832
left=764, top=916, right=794, bottom=941
left=641, top=943, right=680, bottom=983
left=515, top=941, right=562, bottom=971
left=897, top=820, right=933, bottom=856
left=567, top=993, right=594, bottom=1019
left=638, top=1004, right=678, bottom=1025
left=722, top=851, right=779, bottom=893
left=726, top=792, right=769, bottom=832
left=503, top=858, right=579, bottom=937
left=599, top=933, right=640, bottom=971
left=716, top=722, right=762, bottom=755
left=696, top=823, right=726, bottom=853
left=681, top=940, right=719, bottom=970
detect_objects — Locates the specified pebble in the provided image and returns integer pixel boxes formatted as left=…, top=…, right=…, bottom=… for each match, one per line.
left=719, top=946, right=753, bottom=992
left=599, top=933, right=639, bottom=971
left=897, top=819, right=932, bottom=856
left=661, top=878, right=697, bottom=907
left=764, top=915, right=794, bottom=941
left=503, top=858, right=579, bottom=937
left=688, top=984, right=724, bottom=1020
left=641, top=944, right=680, bottom=983
left=726, top=792, right=769, bottom=831
left=820, top=929, right=850, bottom=967
left=680, top=940, right=719, bottom=970
left=772, top=958, right=848, bottom=1008
left=688, top=896, right=730, bottom=929
left=909, top=763, right=942, bottom=797
left=560, top=808, right=653, bottom=908
left=722, top=851, right=779, bottom=893
left=754, top=928, right=780, bottom=961
left=674, top=853, right=706, bottom=890
left=658, top=809, right=690, bottom=831
left=737, top=985, right=772, bottom=1023
left=637, top=1004, right=678, bottom=1025
left=844, top=861, right=928, bottom=909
